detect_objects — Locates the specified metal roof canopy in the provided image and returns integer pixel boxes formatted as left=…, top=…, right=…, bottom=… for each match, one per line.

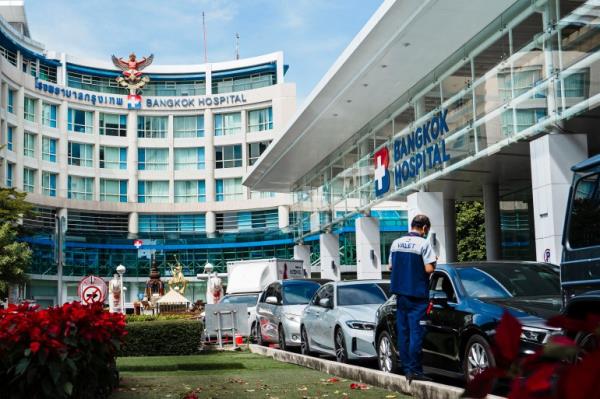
left=244, top=0, right=522, bottom=193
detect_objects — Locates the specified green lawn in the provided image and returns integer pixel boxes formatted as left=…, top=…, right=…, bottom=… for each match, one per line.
left=113, top=351, right=409, bottom=399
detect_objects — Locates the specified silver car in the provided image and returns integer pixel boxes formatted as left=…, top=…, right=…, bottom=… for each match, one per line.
left=300, top=280, right=390, bottom=362
left=255, top=279, right=329, bottom=350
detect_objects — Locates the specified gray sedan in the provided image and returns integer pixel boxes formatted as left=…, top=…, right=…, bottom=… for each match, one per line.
left=255, top=279, right=329, bottom=350
left=300, top=280, right=390, bottom=362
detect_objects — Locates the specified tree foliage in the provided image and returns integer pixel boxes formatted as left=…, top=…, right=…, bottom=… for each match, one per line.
left=456, top=201, right=486, bottom=262
left=0, top=187, right=33, bottom=295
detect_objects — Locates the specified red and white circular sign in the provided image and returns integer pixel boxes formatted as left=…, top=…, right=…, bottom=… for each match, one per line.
left=78, top=275, right=108, bottom=305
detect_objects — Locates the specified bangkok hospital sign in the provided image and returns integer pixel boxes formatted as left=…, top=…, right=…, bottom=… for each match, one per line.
left=374, top=109, right=451, bottom=197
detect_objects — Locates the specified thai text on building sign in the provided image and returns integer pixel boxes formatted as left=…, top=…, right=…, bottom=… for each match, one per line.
left=35, top=79, right=124, bottom=106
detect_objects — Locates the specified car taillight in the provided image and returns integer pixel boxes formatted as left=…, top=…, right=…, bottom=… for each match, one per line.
left=426, top=301, right=433, bottom=316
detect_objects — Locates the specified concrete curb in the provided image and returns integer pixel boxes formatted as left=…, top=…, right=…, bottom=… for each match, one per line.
left=249, top=344, right=504, bottom=399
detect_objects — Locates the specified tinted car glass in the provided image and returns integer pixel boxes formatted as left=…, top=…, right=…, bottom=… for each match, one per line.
left=568, top=173, right=600, bottom=248
left=283, top=282, right=320, bottom=305
left=458, top=264, right=560, bottom=298
left=337, top=283, right=388, bottom=306
left=220, top=294, right=259, bottom=306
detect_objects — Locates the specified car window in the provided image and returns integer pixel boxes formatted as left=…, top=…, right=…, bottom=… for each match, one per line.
left=283, top=282, right=320, bottom=305
left=430, top=273, right=457, bottom=302
left=337, top=283, right=388, bottom=306
left=262, top=283, right=276, bottom=303
left=457, top=265, right=560, bottom=298
left=274, top=283, right=282, bottom=305
left=311, top=285, right=328, bottom=306
left=377, top=283, right=391, bottom=298
left=220, top=294, right=259, bottom=306
left=568, top=172, right=600, bottom=248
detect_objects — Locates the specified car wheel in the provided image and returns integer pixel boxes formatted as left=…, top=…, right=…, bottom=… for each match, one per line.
left=576, top=332, right=598, bottom=362
left=463, top=335, right=495, bottom=381
left=250, top=322, right=258, bottom=344
left=300, top=326, right=313, bottom=356
left=256, top=322, right=266, bottom=347
left=377, top=330, right=398, bottom=373
left=278, top=325, right=288, bottom=351
left=334, top=327, right=348, bottom=363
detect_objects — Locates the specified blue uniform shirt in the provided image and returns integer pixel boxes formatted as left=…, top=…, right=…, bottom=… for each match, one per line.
left=389, top=232, right=437, bottom=298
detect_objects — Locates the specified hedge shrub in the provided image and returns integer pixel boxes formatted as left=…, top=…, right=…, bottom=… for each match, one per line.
left=119, top=319, right=203, bottom=356
left=126, top=313, right=196, bottom=323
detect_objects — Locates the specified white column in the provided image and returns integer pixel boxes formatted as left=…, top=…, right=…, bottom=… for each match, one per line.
left=128, top=212, right=139, bottom=235
left=355, top=216, right=381, bottom=280
left=206, top=211, right=216, bottom=235
left=483, top=183, right=501, bottom=261
left=278, top=205, right=290, bottom=229
left=530, top=134, right=588, bottom=264
left=407, top=192, right=455, bottom=263
left=320, top=233, right=340, bottom=281
left=293, top=244, right=311, bottom=277
left=127, top=111, right=138, bottom=201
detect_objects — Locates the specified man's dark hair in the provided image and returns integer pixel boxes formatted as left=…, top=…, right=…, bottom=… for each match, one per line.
left=411, top=214, right=431, bottom=229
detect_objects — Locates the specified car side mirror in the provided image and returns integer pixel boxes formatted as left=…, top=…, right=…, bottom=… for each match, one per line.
left=318, top=298, right=332, bottom=308
left=266, top=296, right=279, bottom=305
left=429, top=290, right=448, bottom=305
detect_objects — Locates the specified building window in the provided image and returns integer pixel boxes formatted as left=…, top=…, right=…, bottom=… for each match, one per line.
left=24, top=133, right=36, bottom=158
left=42, top=171, right=57, bottom=197
left=100, top=146, right=127, bottom=169
left=100, top=179, right=127, bottom=203
left=68, top=142, right=94, bottom=167
left=215, top=177, right=243, bottom=201
left=138, top=180, right=169, bottom=203
left=174, top=148, right=205, bottom=170
left=174, top=180, right=206, bottom=203
left=250, top=191, right=276, bottom=199
left=212, top=72, right=276, bottom=94
left=144, top=80, right=206, bottom=96
left=99, top=113, right=127, bottom=136
left=42, top=103, right=57, bottom=128
left=137, top=116, right=167, bottom=138
left=23, top=168, right=35, bottom=193
left=215, top=145, right=242, bottom=168
left=138, top=148, right=168, bottom=170
left=68, top=108, right=93, bottom=134
left=6, top=126, right=13, bottom=151
left=248, top=141, right=271, bottom=166
left=247, top=107, right=273, bottom=132
left=38, top=64, right=58, bottom=83
left=138, top=214, right=206, bottom=233
left=0, top=46, right=17, bottom=66
left=42, top=137, right=57, bottom=162
left=174, top=115, right=204, bottom=138
left=214, top=112, right=241, bottom=136
left=24, top=97, right=35, bottom=122
left=6, top=163, right=13, bottom=187
left=68, top=176, right=94, bottom=200
left=7, top=89, right=14, bottom=113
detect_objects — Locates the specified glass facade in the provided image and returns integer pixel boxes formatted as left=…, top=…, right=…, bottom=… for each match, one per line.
left=6, top=126, right=13, bottom=151
left=24, top=97, right=35, bottom=122
left=23, top=132, right=35, bottom=158
left=214, top=112, right=241, bottom=136
left=247, top=107, right=273, bottom=132
left=99, top=113, right=127, bottom=136
left=212, top=72, right=276, bottom=93
left=174, top=180, right=206, bottom=203
left=216, top=178, right=243, bottom=201
left=23, top=167, right=35, bottom=193
left=68, top=142, right=93, bottom=167
left=42, top=137, right=57, bottom=162
left=42, top=103, right=57, bottom=128
left=137, top=116, right=168, bottom=138
left=138, top=148, right=168, bottom=170
left=174, top=115, right=204, bottom=138
left=248, top=141, right=271, bottom=165
left=42, top=172, right=57, bottom=197
left=68, top=108, right=93, bottom=133
left=215, top=145, right=242, bottom=168
left=100, top=179, right=127, bottom=203
left=68, top=176, right=94, bottom=200
left=100, top=146, right=127, bottom=169
left=138, top=180, right=169, bottom=203
left=174, top=148, right=205, bottom=170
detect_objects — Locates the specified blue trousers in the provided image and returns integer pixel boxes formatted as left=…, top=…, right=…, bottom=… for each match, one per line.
left=396, top=295, right=428, bottom=376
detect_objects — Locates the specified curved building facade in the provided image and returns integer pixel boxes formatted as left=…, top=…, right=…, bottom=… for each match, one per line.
left=0, top=4, right=299, bottom=305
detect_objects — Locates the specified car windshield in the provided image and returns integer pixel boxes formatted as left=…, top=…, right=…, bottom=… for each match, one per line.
left=457, top=264, right=560, bottom=299
left=220, top=294, right=259, bottom=306
left=283, top=282, right=321, bottom=305
left=337, top=283, right=389, bottom=306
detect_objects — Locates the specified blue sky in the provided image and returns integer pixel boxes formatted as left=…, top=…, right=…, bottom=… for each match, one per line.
left=26, top=0, right=383, bottom=106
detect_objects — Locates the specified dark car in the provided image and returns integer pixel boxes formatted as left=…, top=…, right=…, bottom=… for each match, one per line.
left=375, top=262, right=562, bottom=381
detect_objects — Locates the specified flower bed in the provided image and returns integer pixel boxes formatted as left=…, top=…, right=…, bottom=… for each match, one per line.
left=0, top=302, right=127, bottom=399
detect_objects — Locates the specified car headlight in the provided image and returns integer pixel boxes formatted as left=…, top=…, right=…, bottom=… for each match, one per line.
left=520, top=326, right=549, bottom=344
left=283, top=313, right=301, bottom=323
left=345, top=320, right=376, bottom=330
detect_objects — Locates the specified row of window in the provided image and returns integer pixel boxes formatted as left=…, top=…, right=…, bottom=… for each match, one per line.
left=7, top=132, right=270, bottom=170
left=3, top=165, right=264, bottom=203
left=7, top=94, right=273, bottom=137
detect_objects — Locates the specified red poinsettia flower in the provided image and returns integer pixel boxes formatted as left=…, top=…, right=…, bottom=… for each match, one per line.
left=494, top=311, right=523, bottom=367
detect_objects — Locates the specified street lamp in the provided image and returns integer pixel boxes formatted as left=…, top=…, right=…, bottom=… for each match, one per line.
left=116, top=264, right=126, bottom=315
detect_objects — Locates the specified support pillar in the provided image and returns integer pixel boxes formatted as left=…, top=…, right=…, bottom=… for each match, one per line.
left=407, top=192, right=456, bottom=263
left=128, top=212, right=139, bottom=236
left=278, top=205, right=290, bottom=229
left=320, top=233, right=340, bottom=281
left=483, top=183, right=501, bottom=260
left=206, top=211, right=216, bottom=235
left=355, top=216, right=381, bottom=280
left=293, top=244, right=311, bottom=277
left=530, top=134, right=587, bottom=264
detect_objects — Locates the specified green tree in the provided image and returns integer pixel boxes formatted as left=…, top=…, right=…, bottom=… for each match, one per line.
left=456, top=201, right=486, bottom=262
left=0, top=187, right=33, bottom=296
